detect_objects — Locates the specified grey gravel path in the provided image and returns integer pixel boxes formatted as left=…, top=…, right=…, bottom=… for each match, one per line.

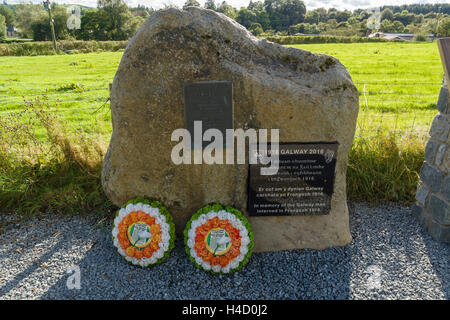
left=0, top=203, right=448, bottom=300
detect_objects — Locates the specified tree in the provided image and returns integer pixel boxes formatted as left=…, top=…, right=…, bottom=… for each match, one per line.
left=204, top=0, right=217, bottom=11
left=288, top=22, right=317, bottom=34
left=357, top=10, right=370, bottom=21
left=317, top=21, right=328, bottom=32
left=425, top=18, right=440, bottom=34
left=380, top=8, right=394, bottom=21
left=347, top=17, right=358, bottom=25
left=249, top=22, right=263, bottom=35
left=13, top=3, right=46, bottom=38
left=314, top=8, right=327, bottom=22
left=380, top=19, right=405, bottom=33
left=404, top=23, right=418, bottom=34
left=246, top=1, right=270, bottom=30
left=379, top=3, right=450, bottom=15
left=183, top=0, right=200, bottom=9
left=79, top=0, right=141, bottom=41
left=327, top=8, right=337, bottom=20
left=392, top=20, right=405, bottom=32
left=380, top=19, right=393, bottom=32
left=130, top=5, right=154, bottom=17
left=394, top=10, right=415, bottom=26
left=217, top=1, right=237, bottom=19
left=255, top=9, right=270, bottom=30
left=264, top=0, right=306, bottom=31
left=437, top=17, right=450, bottom=36
left=96, top=0, right=141, bottom=40
left=30, top=5, right=70, bottom=41
left=79, top=10, right=101, bottom=40
left=336, top=21, right=348, bottom=29
left=424, top=12, right=437, bottom=19
left=336, top=10, right=351, bottom=23
left=236, top=7, right=257, bottom=28
left=0, top=14, right=5, bottom=39
left=248, top=0, right=263, bottom=11
left=327, top=18, right=338, bottom=29
left=304, top=10, right=319, bottom=24
left=414, top=14, right=424, bottom=24
left=0, top=4, right=15, bottom=27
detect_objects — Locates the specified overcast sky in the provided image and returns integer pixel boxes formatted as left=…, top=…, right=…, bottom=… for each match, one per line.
left=6, top=0, right=450, bottom=11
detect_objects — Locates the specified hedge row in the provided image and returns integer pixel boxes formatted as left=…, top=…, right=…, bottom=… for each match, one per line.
left=265, top=35, right=405, bottom=45
left=0, top=36, right=404, bottom=56
left=0, top=40, right=128, bottom=56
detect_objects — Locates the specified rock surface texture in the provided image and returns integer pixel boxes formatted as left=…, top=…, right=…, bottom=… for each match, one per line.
left=413, top=83, right=450, bottom=243
left=102, top=7, right=359, bottom=252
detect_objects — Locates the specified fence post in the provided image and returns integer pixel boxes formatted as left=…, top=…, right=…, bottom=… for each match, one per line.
left=437, top=38, right=450, bottom=86
left=363, top=83, right=368, bottom=110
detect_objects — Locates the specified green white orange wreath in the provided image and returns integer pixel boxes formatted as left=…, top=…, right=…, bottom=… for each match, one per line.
left=184, top=204, right=254, bottom=274
left=112, top=197, right=175, bottom=267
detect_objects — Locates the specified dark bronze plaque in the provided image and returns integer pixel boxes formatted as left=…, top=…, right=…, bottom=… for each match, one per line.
left=248, top=142, right=339, bottom=216
left=184, top=81, right=233, bottom=148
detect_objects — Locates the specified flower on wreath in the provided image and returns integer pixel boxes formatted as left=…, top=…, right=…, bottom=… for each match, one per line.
left=112, top=197, right=175, bottom=267
left=184, top=204, right=254, bottom=274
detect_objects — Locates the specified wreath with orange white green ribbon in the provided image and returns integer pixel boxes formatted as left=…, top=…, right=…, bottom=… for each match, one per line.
left=184, top=204, right=254, bottom=274
left=112, top=197, right=175, bottom=267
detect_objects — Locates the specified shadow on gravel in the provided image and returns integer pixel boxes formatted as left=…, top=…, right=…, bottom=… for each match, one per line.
left=3, top=203, right=449, bottom=299
left=347, top=204, right=450, bottom=299
left=0, top=237, right=67, bottom=298
left=420, top=224, right=450, bottom=300
left=38, top=231, right=353, bottom=300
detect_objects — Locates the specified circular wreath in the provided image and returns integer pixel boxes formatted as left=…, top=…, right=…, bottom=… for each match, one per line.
left=184, top=204, right=254, bottom=274
left=112, top=197, right=175, bottom=267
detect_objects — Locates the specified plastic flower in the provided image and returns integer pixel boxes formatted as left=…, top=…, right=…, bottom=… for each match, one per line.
left=112, top=197, right=175, bottom=267
left=184, top=204, right=254, bottom=274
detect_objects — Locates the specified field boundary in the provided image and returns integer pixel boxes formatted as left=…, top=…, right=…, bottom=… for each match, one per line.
left=266, top=35, right=407, bottom=45
left=0, top=40, right=128, bottom=56
left=0, top=81, right=441, bottom=137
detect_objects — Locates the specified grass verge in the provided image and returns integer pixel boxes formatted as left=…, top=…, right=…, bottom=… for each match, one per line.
left=0, top=96, right=113, bottom=218
left=348, top=129, right=425, bottom=204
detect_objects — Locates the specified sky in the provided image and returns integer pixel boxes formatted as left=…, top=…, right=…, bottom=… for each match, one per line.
left=6, top=0, right=450, bottom=11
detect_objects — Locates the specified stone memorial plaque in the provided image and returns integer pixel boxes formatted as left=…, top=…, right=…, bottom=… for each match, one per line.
left=248, top=142, right=339, bottom=216
left=184, top=81, right=233, bottom=148
left=103, top=7, right=359, bottom=251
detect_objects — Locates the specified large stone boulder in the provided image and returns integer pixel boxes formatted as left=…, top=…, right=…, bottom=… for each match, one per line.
left=102, top=7, right=359, bottom=252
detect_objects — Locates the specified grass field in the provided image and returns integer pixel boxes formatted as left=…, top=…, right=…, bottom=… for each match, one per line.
left=0, top=52, right=121, bottom=140
left=291, top=42, right=443, bottom=138
left=0, top=42, right=443, bottom=140
left=0, top=41, right=444, bottom=214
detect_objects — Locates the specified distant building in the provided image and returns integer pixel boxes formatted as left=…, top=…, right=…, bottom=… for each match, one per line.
left=368, top=32, right=434, bottom=41
left=292, top=33, right=321, bottom=36
left=6, top=26, right=23, bottom=38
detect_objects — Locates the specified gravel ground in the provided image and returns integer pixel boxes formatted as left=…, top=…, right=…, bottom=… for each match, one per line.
left=0, top=203, right=448, bottom=300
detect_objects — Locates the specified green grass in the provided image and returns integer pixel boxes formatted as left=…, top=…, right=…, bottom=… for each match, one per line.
left=0, top=51, right=121, bottom=140
left=0, top=38, right=33, bottom=43
left=0, top=97, right=112, bottom=217
left=0, top=41, right=443, bottom=214
left=290, top=42, right=442, bottom=203
left=290, top=42, right=443, bottom=139
left=1, top=42, right=442, bottom=140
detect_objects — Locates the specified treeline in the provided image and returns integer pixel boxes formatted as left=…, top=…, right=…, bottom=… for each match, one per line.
left=0, top=0, right=146, bottom=41
left=222, top=1, right=450, bottom=37
left=379, top=3, right=450, bottom=15
left=0, top=0, right=449, bottom=42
